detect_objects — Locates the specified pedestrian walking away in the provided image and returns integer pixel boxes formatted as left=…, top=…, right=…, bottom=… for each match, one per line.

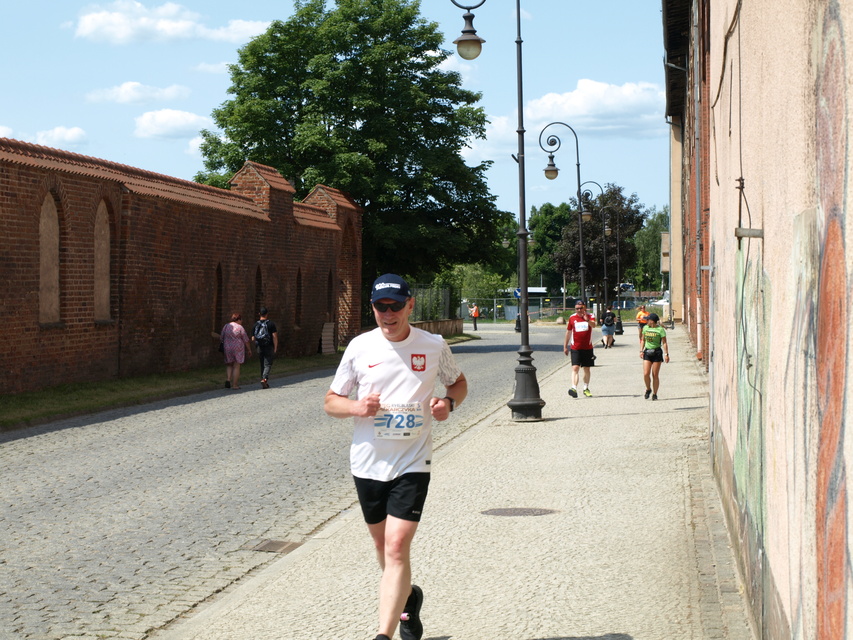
left=324, top=273, right=468, bottom=640
left=636, top=304, right=650, bottom=337
left=600, top=304, right=617, bottom=349
left=564, top=301, right=596, bottom=397
left=468, top=302, right=480, bottom=331
left=221, top=312, right=251, bottom=389
left=640, top=312, right=669, bottom=400
left=252, top=307, right=279, bottom=389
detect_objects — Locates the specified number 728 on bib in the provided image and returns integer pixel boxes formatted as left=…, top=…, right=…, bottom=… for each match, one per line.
left=373, top=402, right=424, bottom=439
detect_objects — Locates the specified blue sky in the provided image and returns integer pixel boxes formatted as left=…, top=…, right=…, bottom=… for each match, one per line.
left=1, top=1, right=669, bottom=216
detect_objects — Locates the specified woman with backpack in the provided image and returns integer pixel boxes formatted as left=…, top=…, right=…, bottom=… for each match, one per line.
left=601, top=305, right=617, bottom=349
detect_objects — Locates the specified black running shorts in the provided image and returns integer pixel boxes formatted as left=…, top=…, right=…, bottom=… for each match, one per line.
left=353, top=472, right=431, bottom=524
left=643, top=347, right=664, bottom=363
left=570, top=348, right=595, bottom=368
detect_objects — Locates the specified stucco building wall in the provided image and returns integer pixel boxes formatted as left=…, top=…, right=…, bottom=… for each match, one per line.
left=664, top=1, right=853, bottom=637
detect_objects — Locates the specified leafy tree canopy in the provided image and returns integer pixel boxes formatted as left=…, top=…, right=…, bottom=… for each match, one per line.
left=624, top=205, right=670, bottom=292
left=439, top=263, right=512, bottom=301
left=195, top=0, right=511, bottom=282
left=534, top=184, right=647, bottom=299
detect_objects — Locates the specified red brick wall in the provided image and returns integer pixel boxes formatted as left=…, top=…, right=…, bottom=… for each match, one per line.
left=0, top=141, right=361, bottom=394
left=679, top=0, right=712, bottom=371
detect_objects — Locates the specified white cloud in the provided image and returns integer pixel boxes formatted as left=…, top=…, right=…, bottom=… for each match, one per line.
left=438, top=51, right=478, bottom=85
left=185, top=136, right=203, bottom=155
left=198, top=19, right=270, bottom=43
left=463, top=79, right=667, bottom=166
left=35, top=127, right=88, bottom=148
left=134, top=109, right=211, bottom=138
left=194, top=61, right=230, bottom=74
left=86, top=81, right=191, bottom=104
left=0, top=126, right=14, bottom=138
left=74, top=1, right=269, bottom=44
left=526, top=79, right=667, bottom=139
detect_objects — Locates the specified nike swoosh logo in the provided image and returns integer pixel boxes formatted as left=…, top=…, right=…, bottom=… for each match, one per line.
left=368, top=363, right=383, bottom=368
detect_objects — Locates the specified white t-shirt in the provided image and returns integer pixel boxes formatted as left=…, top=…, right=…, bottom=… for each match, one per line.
left=330, top=326, right=462, bottom=481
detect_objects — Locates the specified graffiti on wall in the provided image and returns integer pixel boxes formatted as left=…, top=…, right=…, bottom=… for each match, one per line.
left=814, top=2, right=849, bottom=638
left=733, top=243, right=769, bottom=603
left=778, top=3, right=851, bottom=638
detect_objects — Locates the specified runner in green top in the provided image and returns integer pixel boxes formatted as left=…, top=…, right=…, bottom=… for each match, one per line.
left=639, top=313, right=669, bottom=400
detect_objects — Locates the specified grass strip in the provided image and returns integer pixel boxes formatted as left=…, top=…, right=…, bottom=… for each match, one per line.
left=0, top=333, right=478, bottom=432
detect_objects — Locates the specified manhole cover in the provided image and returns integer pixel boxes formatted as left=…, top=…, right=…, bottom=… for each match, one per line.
left=242, top=539, right=303, bottom=554
left=480, top=508, right=558, bottom=517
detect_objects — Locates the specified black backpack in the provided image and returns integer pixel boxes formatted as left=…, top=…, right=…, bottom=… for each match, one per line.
left=254, top=320, right=272, bottom=346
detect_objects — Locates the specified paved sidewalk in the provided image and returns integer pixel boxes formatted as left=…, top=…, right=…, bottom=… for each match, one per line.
left=155, top=327, right=755, bottom=640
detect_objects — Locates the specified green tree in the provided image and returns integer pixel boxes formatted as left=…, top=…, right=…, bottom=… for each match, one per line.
left=442, top=263, right=511, bottom=300
left=624, top=205, right=670, bottom=292
left=196, top=0, right=509, bottom=282
left=528, top=202, right=572, bottom=293
left=550, top=184, right=647, bottom=300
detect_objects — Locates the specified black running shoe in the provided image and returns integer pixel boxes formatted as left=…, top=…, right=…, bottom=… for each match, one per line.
left=399, top=585, right=423, bottom=640
left=652, top=394, right=658, bottom=401
left=644, top=389, right=651, bottom=399
left=569, top=388, right=578, bottom=398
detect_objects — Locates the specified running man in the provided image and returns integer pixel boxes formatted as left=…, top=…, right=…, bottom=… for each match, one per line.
left=324, top=274, right=468, bottom=640
left=564, top=300, right=596, bottom=397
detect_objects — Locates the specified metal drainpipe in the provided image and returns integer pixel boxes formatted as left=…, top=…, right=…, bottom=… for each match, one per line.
left=693, top=0, right=702, bottom=301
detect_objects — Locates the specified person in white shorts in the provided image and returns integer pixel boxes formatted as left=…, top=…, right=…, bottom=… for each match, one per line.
left=324, top=274, right=468, bottom=640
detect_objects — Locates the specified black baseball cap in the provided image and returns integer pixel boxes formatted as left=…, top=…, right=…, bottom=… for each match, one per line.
left=370, top=274, right=412, bottom=303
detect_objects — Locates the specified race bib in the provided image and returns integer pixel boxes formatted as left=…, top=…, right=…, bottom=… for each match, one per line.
left=575, top=321, right=590, bottom=332
left=374, top=402, right=425, bottom=440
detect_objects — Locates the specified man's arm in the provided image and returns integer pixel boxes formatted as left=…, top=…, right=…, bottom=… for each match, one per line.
left=273, top=330, right=279, bottom=353
left=429, top=373, right=468, bottom=421
left=324, top=389, right=381, bottom=419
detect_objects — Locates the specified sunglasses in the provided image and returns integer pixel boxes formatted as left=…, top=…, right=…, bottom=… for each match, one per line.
left=373, top=300, right=407, bottom=312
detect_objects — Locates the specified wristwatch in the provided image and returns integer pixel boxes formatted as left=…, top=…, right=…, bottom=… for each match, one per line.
left=444, top=396, right=456, bottom=412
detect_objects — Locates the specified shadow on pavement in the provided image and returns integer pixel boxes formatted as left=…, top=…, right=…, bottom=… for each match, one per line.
left=426, top=635, right=633, bottom=640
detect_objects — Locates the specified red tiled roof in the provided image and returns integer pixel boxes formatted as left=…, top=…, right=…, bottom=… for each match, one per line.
left=294, top=203, right=344, bottom=230
left=0, top=137, right=267, bottom=220
left=238, top=161, right=296, bottom=193
left=305, top=184, right=360, bottom=211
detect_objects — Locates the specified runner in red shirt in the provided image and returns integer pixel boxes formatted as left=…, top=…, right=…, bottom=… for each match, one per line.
left=563, top=301, right=597, bottom=397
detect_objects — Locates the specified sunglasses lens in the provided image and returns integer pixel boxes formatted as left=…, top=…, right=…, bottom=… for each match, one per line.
left=374, top=300, right=405, bottom=312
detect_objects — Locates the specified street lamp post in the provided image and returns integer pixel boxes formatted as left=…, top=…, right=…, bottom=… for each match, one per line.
left=450, top=0, right=545, bottom=421
left=540, top=123, right=591, bottom=304
left=614, top=214, right=623, bottom=331
left=580, top=180, right=605, bottom=314
left=603, top=213, right=622, bottom=333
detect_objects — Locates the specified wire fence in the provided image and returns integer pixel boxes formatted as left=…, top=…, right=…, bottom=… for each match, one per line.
left=461, top=297, right=652, bottom=323
left=460, top=297, right=566, bottom=322
left=410, top=284, right=454, bottom=322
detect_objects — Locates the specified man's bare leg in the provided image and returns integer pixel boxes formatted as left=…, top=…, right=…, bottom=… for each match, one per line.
left=367, top=516, right=419, bottom=638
